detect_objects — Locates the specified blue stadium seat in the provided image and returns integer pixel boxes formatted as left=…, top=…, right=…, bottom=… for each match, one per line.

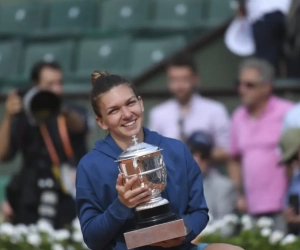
left=151, top=0, right=204, bottom=30
left=0, top=2, right=45, bottom=36
left=0, top=39, right=22, bottom=78
left=130, top=36, right=187, bottom=77
left=46, top=0, right=97, bottom=32
left=30, top=0, right=98, bottom=39
left=74, top=36, right=132, bottom=80
left=201, top=0, right=234, bottom=28
left=99, top=0, right=153, bottom=31
left=22, top=40, right=75, bottom=77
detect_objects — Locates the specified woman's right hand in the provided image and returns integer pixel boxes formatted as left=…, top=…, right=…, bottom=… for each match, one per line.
left=5, top=90, right=22, bottom=117
left=116, top=174, right=152, bottom=208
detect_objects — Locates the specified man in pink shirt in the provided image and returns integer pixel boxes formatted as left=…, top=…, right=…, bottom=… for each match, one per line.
left=229, top=58, right=294, bottom=231
left=148, top=53, right=230, bottom=161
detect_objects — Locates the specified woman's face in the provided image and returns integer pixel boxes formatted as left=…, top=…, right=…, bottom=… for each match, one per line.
left=96, top=84, right=144, bottom=140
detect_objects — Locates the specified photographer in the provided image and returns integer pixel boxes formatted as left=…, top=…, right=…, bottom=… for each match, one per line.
left=0, top=61, right=91, bottom=228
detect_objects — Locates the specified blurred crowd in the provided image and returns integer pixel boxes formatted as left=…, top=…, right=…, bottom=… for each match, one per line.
left=148, top=54, right=300, bottom=236
left=1, top=0, right=300, bottom=244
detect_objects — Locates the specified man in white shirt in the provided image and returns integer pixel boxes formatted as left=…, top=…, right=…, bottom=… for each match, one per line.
left=237, top=0, right=292, bottom=74
left=148, top=53, right=230, bottom=161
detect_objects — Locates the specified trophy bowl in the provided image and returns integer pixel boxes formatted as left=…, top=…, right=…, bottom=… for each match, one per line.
left=115, top=135, right=187, bottom=249
left=116, top=136, right=178, bottom=228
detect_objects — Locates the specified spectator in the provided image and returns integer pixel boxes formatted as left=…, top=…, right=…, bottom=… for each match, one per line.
left=229, top=58, right=293, bottom=231
left=284, top=0, right=300, bottom=77
left=0, top=61, right=91, bottom=228
left=148, top=53, right=230, bottom=161
left=187, top=131, right=237, bottom=222
left=282, top=96, right=300, bottom=181
left=236, top=0, right=292, bottom=75
left=279, top=128, right=300, bottom=235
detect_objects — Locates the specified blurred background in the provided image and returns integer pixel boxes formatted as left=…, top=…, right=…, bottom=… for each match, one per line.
left=0, top=0, right=241, bottom=198
left=1, top=0, right=300, bottom=249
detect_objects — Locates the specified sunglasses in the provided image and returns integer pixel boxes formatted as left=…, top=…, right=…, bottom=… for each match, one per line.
left=236, top=80, right=261, bottom=89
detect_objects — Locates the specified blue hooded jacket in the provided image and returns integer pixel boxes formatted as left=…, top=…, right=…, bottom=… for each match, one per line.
left=76, top=128, right=209, bottom=250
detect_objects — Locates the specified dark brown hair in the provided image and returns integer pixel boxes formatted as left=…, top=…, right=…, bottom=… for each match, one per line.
left=30, top=61, right=62, bottom=84
left=91, top=71, right=138, bottom=117
left=167, top=53, right=198, bottom=74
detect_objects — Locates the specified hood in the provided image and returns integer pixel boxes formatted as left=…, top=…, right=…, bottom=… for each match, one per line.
left=93, top=127, right=163, bottom=159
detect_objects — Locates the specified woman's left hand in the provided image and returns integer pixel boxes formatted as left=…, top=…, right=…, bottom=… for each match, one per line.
left=116, top=174, right=152, bottom=208
left=149, top=237, right=185, bottom=248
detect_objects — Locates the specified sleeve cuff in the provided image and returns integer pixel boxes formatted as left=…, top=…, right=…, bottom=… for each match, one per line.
left=182, top=214, right=191, bottom=232
left=181, top=214, right=194, bottom=243
left=107, top=198, right=134, bottom=222
left=181, top=212, right=209, bottom=244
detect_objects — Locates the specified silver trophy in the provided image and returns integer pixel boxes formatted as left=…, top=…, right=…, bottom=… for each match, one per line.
left=116, top=135, right=178, bottom=229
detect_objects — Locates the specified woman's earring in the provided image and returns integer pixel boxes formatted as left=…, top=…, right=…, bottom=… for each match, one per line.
left=142, top=108, right=144, bottom=112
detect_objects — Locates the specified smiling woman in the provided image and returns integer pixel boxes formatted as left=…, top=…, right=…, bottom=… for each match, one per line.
left=75, top=70, right=243, bottom=250
left=90, top=71, right=144, bottom=149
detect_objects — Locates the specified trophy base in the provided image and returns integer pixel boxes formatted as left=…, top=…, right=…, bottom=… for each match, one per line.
left=124, top=219, right=186, bottom=249
left=135, top=203, right=179, bottom=229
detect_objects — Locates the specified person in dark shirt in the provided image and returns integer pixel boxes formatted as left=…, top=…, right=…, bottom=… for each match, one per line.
left=0, top=61, right=91, bottom=228
left=187, top=131, right=236, bottom=223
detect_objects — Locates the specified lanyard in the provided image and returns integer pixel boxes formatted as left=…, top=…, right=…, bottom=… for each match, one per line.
left=39, top=115, right=74, bottom=183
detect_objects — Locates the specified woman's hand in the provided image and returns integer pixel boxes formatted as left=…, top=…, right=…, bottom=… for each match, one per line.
left=5, top=90, right=22, bottom=117
left=116, top=174, right=152, bottom=208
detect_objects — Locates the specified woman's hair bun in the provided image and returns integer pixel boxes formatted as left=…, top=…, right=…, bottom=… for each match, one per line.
left=91, top=70, right=109, bottom=86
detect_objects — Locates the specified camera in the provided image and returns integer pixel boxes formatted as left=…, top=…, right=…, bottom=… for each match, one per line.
left=17, top=87, right=62, bottom=125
